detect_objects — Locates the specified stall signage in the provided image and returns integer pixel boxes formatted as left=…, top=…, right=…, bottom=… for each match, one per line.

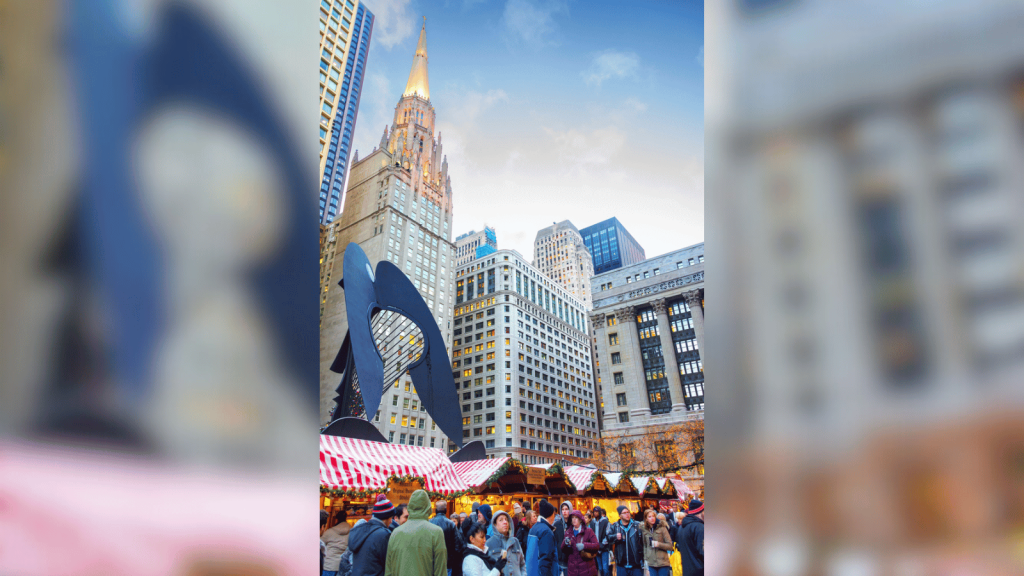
left=526, top=468, right=546, bottom=485
left=389, top=480, right=423, bottom=504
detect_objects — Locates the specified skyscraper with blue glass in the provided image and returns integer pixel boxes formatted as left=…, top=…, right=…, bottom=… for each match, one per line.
left=319, top=0, right=373, bottom=224
left=579, top=217, right=646, bottom=274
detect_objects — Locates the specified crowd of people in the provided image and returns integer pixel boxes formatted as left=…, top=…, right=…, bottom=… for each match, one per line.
left=320, top=492, right=704, bottom=576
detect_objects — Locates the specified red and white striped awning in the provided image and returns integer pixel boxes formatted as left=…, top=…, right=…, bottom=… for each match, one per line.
left=320, top=435, right=470, bottom=496
left=452, top=457, right=513, bottom=489
left=562, top=465, right=602, bottom=493
left=669, top=478, right=695, bottom=499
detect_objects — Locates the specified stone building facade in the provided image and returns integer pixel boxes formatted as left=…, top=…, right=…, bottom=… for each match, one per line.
left=533, top=221, right=595, bottom=311
left=589, top=243, right=705, bottom=490
left=319, top=23, right=458, bottom=454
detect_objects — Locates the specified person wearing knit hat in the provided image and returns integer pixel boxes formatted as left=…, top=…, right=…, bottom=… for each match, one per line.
left=674, top=499, right=704, bottom=576
left=349, top=494, right=396, bottom=576
left=606, top=504, right=643, bottom=576
left=525, top=499, right=557, bottom=576
left=477, top=504, right=494, bottom=538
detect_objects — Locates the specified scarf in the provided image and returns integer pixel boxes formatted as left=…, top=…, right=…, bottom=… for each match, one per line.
left=464, top=545, right=497, bottom=571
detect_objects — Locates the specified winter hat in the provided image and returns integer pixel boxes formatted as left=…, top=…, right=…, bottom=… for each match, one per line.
left=616, top=505, right=629, bottom=517
left=513, top=503, right=523, bottom=515
left=560, top=501, right=573, bottom=512
left=472, top=502, right=481, bottom=513
left=687, top=499, right=704, bottom=515
left=478, top=503, right=493, bottom=525
left=538, top=499, right=556, bottom=519
left=372, top=494, right=396, bottom=519
left=492, top=510, right=513, bottom=533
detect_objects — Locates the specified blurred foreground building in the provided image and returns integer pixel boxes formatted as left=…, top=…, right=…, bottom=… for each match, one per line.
left=453, top=249, right=597, bottom=463
left=319, top=0, right=374, bottom=224
left=590, top=243, right=705, bottom=492
left=320, top=23, right=458, bottom=454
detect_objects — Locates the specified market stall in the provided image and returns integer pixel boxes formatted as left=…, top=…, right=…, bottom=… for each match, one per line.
left=522, top=463, right=579, bottom=510
left=451, top=457, right=535, bottom=517
left=319, top=435, right=471, bottom=525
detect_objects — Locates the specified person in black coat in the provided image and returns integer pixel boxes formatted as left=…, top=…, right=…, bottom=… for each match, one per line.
left=349, top=495, right=397, bottom=576
left=552, top=502, right=572, bottom=574
left=431, top=500, right=465, bottom=576
left=606, top=506, right=645, bottom=576
left=515, top=510, right=534, bottom=555
left=591, top=507, right=611, bottom=576
left=675, top=500, right=704, bottom=576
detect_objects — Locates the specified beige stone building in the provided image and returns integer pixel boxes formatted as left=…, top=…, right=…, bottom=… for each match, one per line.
left=533, top=221, right=595, bottom=311
left=589, top=243, right=705, bottom=490
left=319, top=23, right=458, bottom=453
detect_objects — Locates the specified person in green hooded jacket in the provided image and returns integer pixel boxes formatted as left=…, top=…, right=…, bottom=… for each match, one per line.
left=384, top=489, right=448, bottom=576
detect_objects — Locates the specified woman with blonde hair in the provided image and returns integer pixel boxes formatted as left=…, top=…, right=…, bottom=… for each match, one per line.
left=638, top=508, right=673, bottom=576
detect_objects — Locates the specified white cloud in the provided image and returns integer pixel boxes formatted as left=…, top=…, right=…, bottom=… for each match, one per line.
left=370, top=0, right=417, bottom=50
left=624, top=98, right=647, bottom=113
left=501, top=0, right=568, bottom=46
left=582, top=50, right=640, bottom=86
left=696, top=45, right=704, bottom=67
left=544, top=126, right=626, bottom=170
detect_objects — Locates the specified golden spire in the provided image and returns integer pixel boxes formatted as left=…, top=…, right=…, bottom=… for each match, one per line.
left=403, top=18, right=429, bottom=99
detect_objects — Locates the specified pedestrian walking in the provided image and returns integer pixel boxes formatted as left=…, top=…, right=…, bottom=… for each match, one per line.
left=525, top=499, right=558, bottom=576
left=322, top=510, right=352, bottom=576
left=559, top=510, right=599, bottom=576
left=389, top=504, right=409, bottom=530
left=350, top=494, right=396, bottom=576
left=322, top=510, right=329, bottom=574
left=462, top=522, right=509, bottom=576
left=430, top=500, right=465, bottom=576
left=486, top=510, right=525, bottom=576
left=477, top=504, right=494, bottom=537
left=591, top=507, right=612, bottom=576
left=383, top=490, right=447, bottom=576
left=515, top=510, right=534, bottom=556
left=674, top=500, right=704, bottom=576
left=553, top=502, right=572, bottom=576
left=606, top=506, right=644, bottom=576
left=512, top=502, right=523, bottom=534
left=639, top=509, right=673, bottom=576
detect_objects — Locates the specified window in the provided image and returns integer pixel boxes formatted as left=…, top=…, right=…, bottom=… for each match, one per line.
left=618, top=412, right=629, bottom=423
left=608, top=333, right=619, bottom=346
left=611, top=352, right=621, bottom=364
left=613, top=372, right=624, bottom=385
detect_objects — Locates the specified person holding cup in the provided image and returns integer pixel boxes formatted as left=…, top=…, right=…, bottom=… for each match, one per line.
left=639, top=509, right=673, bottom=576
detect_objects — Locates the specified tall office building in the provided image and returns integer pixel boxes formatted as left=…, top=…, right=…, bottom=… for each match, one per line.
left=320, top=22, right=458, bottom=454
left=590, top=243, right=705, bottom=492
left=453, top=250, right=598, bottom=463
left=579, top=217, right=646, bottom=274
left=455, top=226, right=497, bottom=268
left=319, top=0, right=374, bottom=224
left=533, top=221, right=595, bottom=311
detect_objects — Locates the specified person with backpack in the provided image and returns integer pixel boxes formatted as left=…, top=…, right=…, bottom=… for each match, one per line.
left=514, top=510, right=534, bottom=556
left=349, top=495, right=396, bottom=576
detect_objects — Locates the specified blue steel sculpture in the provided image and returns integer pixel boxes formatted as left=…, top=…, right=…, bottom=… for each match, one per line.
left=323, top=243, right=475, bottom=455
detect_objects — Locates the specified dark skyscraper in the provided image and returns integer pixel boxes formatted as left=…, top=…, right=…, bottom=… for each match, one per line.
left=579, top=217, right=646, bottom=274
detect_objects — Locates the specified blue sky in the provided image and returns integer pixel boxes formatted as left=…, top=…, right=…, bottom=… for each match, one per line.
left=352, top=0, right=704, bottom=260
